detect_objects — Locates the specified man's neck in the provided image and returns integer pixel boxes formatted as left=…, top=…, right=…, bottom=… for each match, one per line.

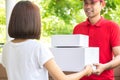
left=88, top=15, right=101, bottom=25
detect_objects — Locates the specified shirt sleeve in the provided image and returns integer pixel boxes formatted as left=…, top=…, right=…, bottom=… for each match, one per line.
left=37, top=43, right=54, bottom=67
left=110, top=22, right=120, bottom=47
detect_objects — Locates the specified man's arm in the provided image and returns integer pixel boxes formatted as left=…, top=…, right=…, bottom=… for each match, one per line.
left=93, top=46, right=120, bottom=75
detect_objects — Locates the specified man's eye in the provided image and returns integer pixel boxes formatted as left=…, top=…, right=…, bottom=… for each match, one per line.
left=91, top=2, right=95, bottom=5
left=84, top=3, right=88, bottom=5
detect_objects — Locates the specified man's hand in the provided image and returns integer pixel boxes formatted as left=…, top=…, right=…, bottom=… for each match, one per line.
left=93, top=63, right=106, bottom=75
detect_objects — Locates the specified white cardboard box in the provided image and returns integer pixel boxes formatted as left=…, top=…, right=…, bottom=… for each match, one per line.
left=51, top=35, right=89, bottom=47
left=50, top=47, right=99, bottom=72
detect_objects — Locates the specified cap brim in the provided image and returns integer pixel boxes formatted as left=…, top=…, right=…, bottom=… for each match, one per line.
left=81, top=0, right=105, bottom=6
left=80, top=0, right=101, bottom=2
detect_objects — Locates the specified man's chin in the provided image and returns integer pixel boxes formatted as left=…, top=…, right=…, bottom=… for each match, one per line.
left=86, top=15, right=94, bottom=18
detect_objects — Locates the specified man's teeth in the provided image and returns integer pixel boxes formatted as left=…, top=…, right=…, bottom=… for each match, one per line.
left=87, top=10, right=92, bottom=12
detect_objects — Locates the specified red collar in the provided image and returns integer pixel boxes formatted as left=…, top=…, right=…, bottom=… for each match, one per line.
left=85, top=17, right=105, bottom=27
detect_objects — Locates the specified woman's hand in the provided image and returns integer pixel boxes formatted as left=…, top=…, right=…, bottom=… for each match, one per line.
left=84, top=64, right=93, bottom=76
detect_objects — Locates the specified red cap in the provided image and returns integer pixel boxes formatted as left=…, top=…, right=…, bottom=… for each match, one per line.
left=92, top=0, right=104, bottom=2
left=81, top=0, right=104, bottom=2
left=81, top=0, right=105, bottom=6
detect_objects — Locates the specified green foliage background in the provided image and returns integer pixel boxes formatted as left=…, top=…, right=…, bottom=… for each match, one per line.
left=0, top=0, right=120, bottom=40
left=40, top=0, right=120, bottom=36
left=0, top=1, right=6, bottom=44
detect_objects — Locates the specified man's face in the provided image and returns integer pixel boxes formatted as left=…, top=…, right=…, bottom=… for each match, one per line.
left=83, top=0, right=103, bottom=18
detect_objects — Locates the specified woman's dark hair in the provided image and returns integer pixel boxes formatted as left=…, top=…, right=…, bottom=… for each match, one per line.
left=8, top=1, right=41, bottom=39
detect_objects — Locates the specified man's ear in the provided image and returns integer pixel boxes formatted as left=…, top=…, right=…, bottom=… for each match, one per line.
left=102, top=1, right=106, bottom=8
left=101, top=2, right=105, bottom=9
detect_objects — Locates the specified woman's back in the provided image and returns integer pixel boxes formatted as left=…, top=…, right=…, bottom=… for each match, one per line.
left=2, top=39, right=53, bottom=80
